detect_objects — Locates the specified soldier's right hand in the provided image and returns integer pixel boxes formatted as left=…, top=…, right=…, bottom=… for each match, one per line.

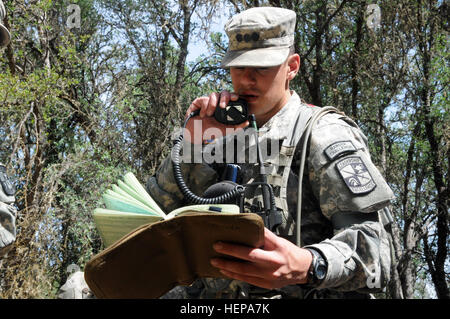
left=184, top=91, right=249, bottom=144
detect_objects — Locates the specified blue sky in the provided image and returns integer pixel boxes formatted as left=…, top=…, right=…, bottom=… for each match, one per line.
left=186, top=7, right=229, bottom=62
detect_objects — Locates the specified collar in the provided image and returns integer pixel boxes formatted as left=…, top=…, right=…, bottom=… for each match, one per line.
left=257, top=91, right=303, bottom=141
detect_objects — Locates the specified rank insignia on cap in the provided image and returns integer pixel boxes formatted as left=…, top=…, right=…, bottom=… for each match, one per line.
left=336, top=156, right=376, bottom=194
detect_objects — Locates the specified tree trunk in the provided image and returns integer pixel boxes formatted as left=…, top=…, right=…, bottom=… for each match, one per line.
left=416, top=0, right=449, bottom=298
left=173, top=1, right=194, bottom=111
left=388, top=221, right=404, bottom=299
left=349, top=1, right=365, bottom=119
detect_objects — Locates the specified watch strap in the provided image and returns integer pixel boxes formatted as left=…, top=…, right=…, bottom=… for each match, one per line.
left=305, top=248, right=327, bottom=286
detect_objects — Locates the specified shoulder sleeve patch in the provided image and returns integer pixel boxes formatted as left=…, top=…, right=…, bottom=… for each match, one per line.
left=324, top=140, right=356, bottom=161
left=336, top=156, right=376, bottom=195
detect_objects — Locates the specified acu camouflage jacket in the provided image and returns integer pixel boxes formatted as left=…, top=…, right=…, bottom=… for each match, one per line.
left=146, top=91, right=395, bottom=298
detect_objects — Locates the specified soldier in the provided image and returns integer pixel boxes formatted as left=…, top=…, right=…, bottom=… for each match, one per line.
left=0, top=1, right=16, bottom=262
left=148, top=7, right=394, bottom=299
left=0, top=0, right=9, bottom=47
left=0, top=163, right=15, bottom=260
left=57, top=266, right=95, bottom=299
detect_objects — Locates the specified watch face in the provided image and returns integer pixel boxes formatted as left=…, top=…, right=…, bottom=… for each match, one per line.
left=316, top=264, right=327, bottom=280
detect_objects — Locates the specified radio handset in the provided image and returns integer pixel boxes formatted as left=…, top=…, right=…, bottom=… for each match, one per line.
left=171, top=96, right=281, bottom=230
left=213, top=98, right=249, bottom=125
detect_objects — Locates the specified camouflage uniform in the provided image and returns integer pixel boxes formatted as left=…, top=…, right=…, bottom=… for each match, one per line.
left=1, top=2, right=15, bottom=263
left=0, top=163, right=16, bottom=259
left=146, top=7, right=394, bottom=299
left=147, top=92, right=394, bottom=299
left=57, top=270, right=96, bottom=299
left=0, top=0, right=10, bottom=47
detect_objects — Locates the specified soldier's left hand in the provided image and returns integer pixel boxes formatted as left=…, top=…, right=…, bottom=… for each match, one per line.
left=210, top=227, right=312, bottom=289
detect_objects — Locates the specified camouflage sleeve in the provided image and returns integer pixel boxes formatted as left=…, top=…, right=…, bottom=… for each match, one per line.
left=304, top=113, right=394, bottom=292
left=0, top=163, right=16, bottom=258
left=146, top=141, right=219, bottom=213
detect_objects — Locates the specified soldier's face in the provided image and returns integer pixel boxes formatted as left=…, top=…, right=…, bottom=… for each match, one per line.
left=230, top=54, right=299, bottom=125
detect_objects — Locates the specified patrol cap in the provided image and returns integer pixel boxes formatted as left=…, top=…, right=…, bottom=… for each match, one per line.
left=0, top=0, right=10, bottom=47
left=220, top=7, right=296, bottom=68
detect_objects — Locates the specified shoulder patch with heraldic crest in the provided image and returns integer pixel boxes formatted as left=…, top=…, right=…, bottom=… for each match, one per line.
left=336, top=156, right=376, bottom=194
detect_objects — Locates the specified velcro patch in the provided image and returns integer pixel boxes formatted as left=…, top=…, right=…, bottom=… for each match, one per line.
left=336, top=156, right=376, bottom=194
left=324, top=140, right=356, bottom=161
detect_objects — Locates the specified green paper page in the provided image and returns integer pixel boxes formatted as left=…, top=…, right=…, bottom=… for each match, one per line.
left=166, top=204, right=241, bottom=219
left=116, top=179, right=148, bottom=204
left=123, top=172, right=165, bottom=217
left=93, top=208, right=164, bottom=247
left=111, top=184, right=156, bottom=212
left=102, top=191, right=158, bottom=215
left=93, top=172, right=242, bottom=248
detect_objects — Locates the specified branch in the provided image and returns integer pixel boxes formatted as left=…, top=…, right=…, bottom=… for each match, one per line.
left=300, top=0, right=350, bottom=60
left=2, top=11, right=16, bottom=75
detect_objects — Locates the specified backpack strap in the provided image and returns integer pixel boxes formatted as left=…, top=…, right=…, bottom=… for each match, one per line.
left=295, top=106, right=340, bottom=246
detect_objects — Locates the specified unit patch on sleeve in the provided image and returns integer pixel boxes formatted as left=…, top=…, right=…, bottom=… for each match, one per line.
left=336, top=156, right=376, bottom=194
left=324, top=140, right=356, bottom=161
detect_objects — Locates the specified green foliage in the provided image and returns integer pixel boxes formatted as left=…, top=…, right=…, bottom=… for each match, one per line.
left=0, top=0, right=447, bottom=299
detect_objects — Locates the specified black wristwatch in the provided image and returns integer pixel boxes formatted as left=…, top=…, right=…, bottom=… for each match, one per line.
left=306, top=248, right=328, bottom=286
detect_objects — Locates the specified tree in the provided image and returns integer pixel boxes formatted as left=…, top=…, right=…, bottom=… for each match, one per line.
left=0, top=0, right=121, bottom=297
left=0, top=0, right=447, bottom=298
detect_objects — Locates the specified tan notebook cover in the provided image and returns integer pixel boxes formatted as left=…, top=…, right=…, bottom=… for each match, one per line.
left=84, top=212, right=265, bottom=299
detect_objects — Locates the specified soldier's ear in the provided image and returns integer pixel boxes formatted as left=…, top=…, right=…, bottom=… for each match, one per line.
left=286, top=54, right=300, bottom=80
